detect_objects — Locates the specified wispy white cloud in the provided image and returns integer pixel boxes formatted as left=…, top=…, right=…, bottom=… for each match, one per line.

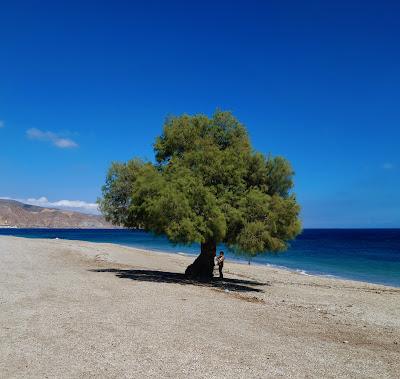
left=26, top=128, right=78, bottom=148
left=0, top=196, right=99, bottom=214
left=382, top=162, right=395, bottom=170
left=0, top=120, right=4, bottom=128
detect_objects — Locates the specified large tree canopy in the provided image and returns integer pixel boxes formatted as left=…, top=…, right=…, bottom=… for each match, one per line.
left=99, top=111, right=301, bottom=277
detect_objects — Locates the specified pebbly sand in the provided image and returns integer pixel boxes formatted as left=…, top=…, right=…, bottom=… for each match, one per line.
left=0, top=236, right=399, bottom=378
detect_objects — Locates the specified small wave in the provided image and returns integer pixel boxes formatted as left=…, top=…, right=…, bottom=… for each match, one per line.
left=295, top=269, right=311, bottom=276
left=318, top=274, right=339, bottom=279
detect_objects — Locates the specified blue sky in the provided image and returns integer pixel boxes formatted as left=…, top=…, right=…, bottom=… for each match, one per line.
left=1, top=0, right=399, bottom=227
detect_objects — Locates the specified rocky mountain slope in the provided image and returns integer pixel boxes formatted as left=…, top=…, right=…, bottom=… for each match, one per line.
left=0, top=199, right=114, bottom=228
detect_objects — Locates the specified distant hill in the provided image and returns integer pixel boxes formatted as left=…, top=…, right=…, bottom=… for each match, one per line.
left=0, top=199, right=115, bottom=228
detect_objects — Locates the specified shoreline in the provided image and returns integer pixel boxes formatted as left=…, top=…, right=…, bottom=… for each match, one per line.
left=2, top=233, right=399, bottom=289
left=2, top=234, right=399, bottom=291
left=2, top=235, right=400, bottom=293
left=124, top=246, right=400, bottom=290
left=92, top=241, right=400, bottom=291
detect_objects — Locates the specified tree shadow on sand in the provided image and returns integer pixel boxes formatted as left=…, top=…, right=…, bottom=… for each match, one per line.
left=90, top=269, right=267, bottom=293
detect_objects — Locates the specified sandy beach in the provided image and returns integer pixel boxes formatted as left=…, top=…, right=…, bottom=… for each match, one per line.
left=0, top=236, right=399, bottom=378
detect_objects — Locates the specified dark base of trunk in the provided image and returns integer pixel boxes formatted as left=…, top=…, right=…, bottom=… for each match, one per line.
left=185, top=240, right=216, bottom=279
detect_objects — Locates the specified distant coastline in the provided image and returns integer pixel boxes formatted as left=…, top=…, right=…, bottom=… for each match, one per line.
left=0, top=226, right=123, bottom=229
left=0, top=199, right=114, bottom=229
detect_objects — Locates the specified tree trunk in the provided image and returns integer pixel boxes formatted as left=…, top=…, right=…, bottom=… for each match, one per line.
left=185, top=240, right=216, bottom=279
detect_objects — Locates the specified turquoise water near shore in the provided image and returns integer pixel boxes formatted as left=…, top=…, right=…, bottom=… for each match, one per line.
left=1, top=228, right=399, bottom=287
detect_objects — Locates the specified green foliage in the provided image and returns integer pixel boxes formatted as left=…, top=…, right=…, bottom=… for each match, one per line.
left=99, top=111, right=301, bottom=256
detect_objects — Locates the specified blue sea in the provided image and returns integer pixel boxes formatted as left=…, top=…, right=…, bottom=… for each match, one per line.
left=1, top=228, right=399, bottom=287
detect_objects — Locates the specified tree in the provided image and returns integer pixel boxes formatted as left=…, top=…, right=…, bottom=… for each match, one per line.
left=99, top=111, right=301, bottom=278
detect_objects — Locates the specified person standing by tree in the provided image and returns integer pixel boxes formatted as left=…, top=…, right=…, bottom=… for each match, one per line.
left=99, top=111, right=301, bottom=279
left=217, top=251, right=225, bottom=279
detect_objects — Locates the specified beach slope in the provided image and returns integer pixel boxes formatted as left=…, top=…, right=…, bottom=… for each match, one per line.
left=0, top=236, right=399, bottom=378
